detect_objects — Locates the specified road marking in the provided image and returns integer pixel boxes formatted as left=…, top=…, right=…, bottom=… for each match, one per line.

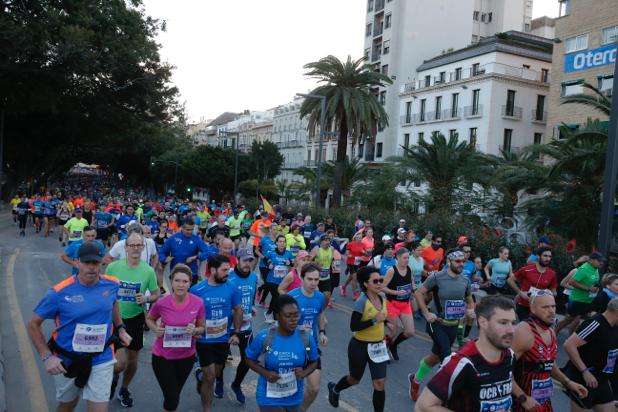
left=6, top=249, right=49, bottom=412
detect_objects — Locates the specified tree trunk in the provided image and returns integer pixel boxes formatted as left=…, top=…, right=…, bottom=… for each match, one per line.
left=332, top=121, right=349, bottom=208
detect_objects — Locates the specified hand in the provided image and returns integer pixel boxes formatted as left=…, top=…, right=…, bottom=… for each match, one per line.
left=319, top=332, right=328, bottom=346
left=294, top=367, right=306, bottom=379
left=268, top=264, right=273, bottom=269
left=186, top=256, right=197, bottom=264
left=566, top=380, right=589, bottom=398
left=590, top=286, right=599, bottom=294
left=44, top=355, right=67, bottom=375
left=397, top=290, right=408, bottom=296
left=519, top=291, right=530, bottom=301
left=374, top=311, right=386, bottom=323
left=264, top=370, right=280, bottom=383
left=165, top=256, right=173, bottom=263
left=119, top=329, right=133, bottom=347
left=186, top=322, right=197, bottom=336
left=285, top=260, right=291, bottom=266
left=154, top=324, right=165, bottom=338
left=251, top=307, right=257, bottom=317
left=229, top=334, right=239, bottom=345
left=582, top=370, right=598, bottom=388
left=72, top=262, right=80, bottom=269
left=424, top=312, right=438, bottom=323
left=521, top=396, right=540, bottom=411
left=135, top=293, right=148, bottom=304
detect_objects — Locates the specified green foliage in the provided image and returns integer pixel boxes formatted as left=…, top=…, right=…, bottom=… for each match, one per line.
left=248, top=141, right=284, bottom=182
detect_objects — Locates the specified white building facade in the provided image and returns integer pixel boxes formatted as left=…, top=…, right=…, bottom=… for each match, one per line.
left=271, top=98, right=308, bottom=182
left=398, top=31, right=552, bottom=155
left=363, top=0, right=534, bottom=161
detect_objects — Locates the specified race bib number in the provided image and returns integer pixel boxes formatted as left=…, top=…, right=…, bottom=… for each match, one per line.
left=266, top=371, right=298, bottom=398
left=72, top=323, right=107, bottom=353
left=444, top=300, right=466, bottom=320
left=274, top=265, right=288, bottom=278
left=71, top=230, right=82, bottom=239
left=205, top=318, right=228, bottom=339
left=303, top=231, right=311, bottom=238
left=240, top=313, right=252, bottom=332
left=117, top=281, right=141, bottom=302
left=332, top=260, right=343, bottom=272
left=354, top=256, right=361, bottom=265
left=319, top=268, right=330, bottom=280
left=396, top=284, right=412, bottom=301
left=493, top=275, right=507, bottom=288
left=290, top=245, right=299, bottom=254
left=531, top=378, right=553, bottom=404
left=604, top=349, right=618, bottom=373
left=367, top=341, right=390, bottom=363
left=471, top=282, right=480, bottom=293
left=163, top=326, right=192, bottom=348
left=479, top=397, right=512, bottom=412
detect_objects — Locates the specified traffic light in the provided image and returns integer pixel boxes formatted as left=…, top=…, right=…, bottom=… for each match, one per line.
left=186, top=187, right=192, bottom=193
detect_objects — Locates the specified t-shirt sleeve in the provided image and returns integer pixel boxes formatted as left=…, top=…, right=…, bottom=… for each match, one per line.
left=573, top=266, right=589, bottom=283
left=352, top=295, right=367, bottom=314
left=146, top=267, right=158, bottom=293
left=576, top=317, right=601, bottom=343
left=426, top=354, right=472, bottom=402
left=109, top=242, right=122, bottom=258
left=196, top=298, right=206, bottom=321
left=33, top=289, right=58, bottom=320
left=245, top=330, right=266, bottom=361
left=422, top=273, right=437, bottom=291
left=549, top=271, right=558, bottom=289
left=513, top=267, right=525, bottom=281
left=148, top=300, right=161, bottom=320
left=487, top=258, right=496, bottom=269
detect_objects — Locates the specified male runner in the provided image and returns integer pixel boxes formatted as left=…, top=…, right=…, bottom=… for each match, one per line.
left=61, top=226, right=106, bottom=275
left=64, top=208, right=89, bottom=244
left=159, top=218, right=212, bottom=284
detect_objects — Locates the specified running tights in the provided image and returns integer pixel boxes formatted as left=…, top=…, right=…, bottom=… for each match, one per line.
left=152, top=354, right=194, bottom=411
left=260, top=282, right=279, bottom=314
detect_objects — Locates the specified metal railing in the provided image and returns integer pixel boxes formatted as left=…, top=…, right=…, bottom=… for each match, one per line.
left=400, top=114, right=413, bottom=126
left=501, top=105, right=523, bottom=120
left=531, top=110, right=547, bottom=123
left=373, top=24, right=383, bottom=37
left=374, top=0, right=385, bottom=12
left=464, top=105, right=483, bottom=118
left=499, top=145, right=522, bottom=155
left=371, top=51, right=381, bottom=62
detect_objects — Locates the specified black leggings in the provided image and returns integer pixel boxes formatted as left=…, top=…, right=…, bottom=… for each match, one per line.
left=152, top=354, right=194, bottom=411
left=18, top=215, right=27, bottom=230
left=260, top=282, right=280, bottom=314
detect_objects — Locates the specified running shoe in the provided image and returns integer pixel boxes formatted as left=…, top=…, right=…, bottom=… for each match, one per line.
left=117, top=387, right=134, bottom=408
left=231, top=383, right=245, bottom=404
left=340, top=286, right=347, bottom=297
left=352, top=293, right=360, bottom=300
left=214, top=378, right=224, bottom=398
left=195, top=367, right=203, bottom=395
left=409, top=373, right=421, bottom=401
left=327, top=382, right=339, bottom=408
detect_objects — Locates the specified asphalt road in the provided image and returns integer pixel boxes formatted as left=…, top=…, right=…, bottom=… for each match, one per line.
left=0, top=210, right=573, bottom=411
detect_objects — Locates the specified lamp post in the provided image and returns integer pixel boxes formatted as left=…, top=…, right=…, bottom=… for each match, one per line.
left=297, top=93, right=326, bottom=209
left=597, top=43, right=618, bottom=261
left=219, top=130, right=240, bottom=206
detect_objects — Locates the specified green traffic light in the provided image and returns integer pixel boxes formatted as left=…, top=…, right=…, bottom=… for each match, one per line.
left=187, top=187, right=192, bottom=192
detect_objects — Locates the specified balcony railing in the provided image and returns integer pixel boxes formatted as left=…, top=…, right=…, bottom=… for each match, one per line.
left=501, top=105, right=523, bottom=120
left=374, top=0, right=385, bottom=12
left=442, top=108, right=462, bottom=120
left=499, top=145, right=522, bottom=155
left=304, top=160, right=317, bottom=167
left=464, top=105, right=483, bottom=118
left=373, top=24, right=383, bottom=37
left=531, top=110, right=547, bottom=124
left=400, top=115, right=413, bottom=126
left=371, top=51, right=381, bottom=62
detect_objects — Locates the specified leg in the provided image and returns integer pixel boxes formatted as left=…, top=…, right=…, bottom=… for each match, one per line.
left=266, top=283, right=279, bottom=314
left=200, top=364, right=216, bottom=412
left=301, top=369, right=320, bottom=411
left=592, top=403, right=616, bottom=412
left=121, top=349, right=140, bottom=388
left=371, top=379, right=386, bottom=412
left=232, top=333, right=250, bottom=386
left=85, top=402, right=109, bottom=412
left=56, top=399, right=79, bottom=412
left=114, top=348, right=128, bottom=374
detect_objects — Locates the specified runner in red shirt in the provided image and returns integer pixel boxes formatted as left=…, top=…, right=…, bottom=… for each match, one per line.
left=420, top=234, right=445, bottom=272
left=507, top=246, right=557, bottom=321
left=341, top=233, right=366, bottom=298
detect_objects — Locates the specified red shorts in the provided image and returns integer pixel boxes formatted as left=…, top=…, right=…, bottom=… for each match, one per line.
left=387, top=299, right=413, bottom=317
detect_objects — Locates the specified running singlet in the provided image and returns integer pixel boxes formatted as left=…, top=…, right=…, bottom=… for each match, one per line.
left=386, top=265, right=413, bottom=301
left=289, top=288, right=325, bottom=343
left=566, top=314, right=618, bottom=376
left=514, top=319, right=557, bottom=412
left=190, top=280, right=241, bottom=344
left=228, top=270, right=258, bottom=333
left=266, top=250, right=294, bottom=285
left=316, top=247, right=333, bottom=281
left=427, top=341, right=516, bottom=412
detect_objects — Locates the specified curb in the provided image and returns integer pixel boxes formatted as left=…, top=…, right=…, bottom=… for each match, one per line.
left=0, top=325, right=6, bottom=412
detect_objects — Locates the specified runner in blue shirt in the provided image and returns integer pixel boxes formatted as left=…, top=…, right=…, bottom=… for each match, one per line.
left=257, top=226, right=277, bottom=307
left=246, top=294, right=319, bottom=411
left=116, top=204, right=138, bottom=240
left=61, top=226, right=106, bottom=275
left=94, top=205, right=115, bottom=244
left=263, top=235, right=295, bottom=315
left=190, top=254, right=242, bottom=409
left=289, top=263, right=327, bottom=411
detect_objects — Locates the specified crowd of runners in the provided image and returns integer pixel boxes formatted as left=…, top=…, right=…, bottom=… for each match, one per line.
left=9, top=179, right=618, bottom=411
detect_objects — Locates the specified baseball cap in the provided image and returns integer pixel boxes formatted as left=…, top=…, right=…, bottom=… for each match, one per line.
left=382, top=235, right=393, bottom=242
left=74, top=208, right=83, bottom=213
left=297, top=250, right=310, bottom=259
left=538, top=235, right=551, bottom=245
left=457, top=236, right=468, bottom=243
left=78, top=242, right=103, bottom=263
left=589, top=252, right=607, bottom=262
left=397, top=228, right=406, bottom=234
left=237, top=248, right=255, bottom=261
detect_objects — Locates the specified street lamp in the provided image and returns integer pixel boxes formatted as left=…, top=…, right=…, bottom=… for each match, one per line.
left=219, top=130, right=240, bottom=206
left=297, top=93, right=326, bottom=209
left=150, top=159, right=181, bottom=193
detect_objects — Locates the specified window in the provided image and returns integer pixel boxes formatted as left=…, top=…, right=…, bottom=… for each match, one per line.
left=451, top=93, right=459, bottom=117
left=487, top=12, right=492, bottom=22
left=379, top=90, right=386, bottom=105
left=469, top=128, right=477, bottom=147
left=534, top=133, right=542, bottom=145
left=541, top=68, right=549, bottom=83
left=418, top=132, right=424, bottom=143
left=599, top=75, right=614, bottom=94
left=358, top=143, right=364, bottom=157
left=472, top=35, right=479, bottom=43
left=424, top=75, right=431, bottom=87
left=404, top=133, right=410, bottom=148
left=506, top=90, right=516, bottom=115
left=503, top=129, right=513, bottom=152
left=523, top=64, right=530, bottom=69
left=366, top=23, right=372, bottom=37
left=472, top=63, right=481, bottom=76
left=405, top=101, right=412, bottom=123
left=472, top=89, right=480, bottom=115
left=307, top=150, right=311, bottom=161
left=559, top=0, right=571, bottom=17
left=564, top=34, right=588, bottom=53
left=435, top=96, right=442, bottom=119
left=561, top=80, right=583, bottom=96
left=481, top=13, right=486, bottom=22
left=376, top=142, right=383, bottom=158
left=525, top=23, right=530, bottom=32
left=364, top=48, right=370, bottom=60
left=439, top=71, right=446, bottom=83
left=535, top=95, right=546, bottom=120
left=473, top=11, right=480, bottom=21
left=385, top=13, right=392, bottom=29
left=431, top=130, right=440, bottom=138
left=449, top=129, right=457, bottom=139
left=420, top=99, right=426, bottom=122
left=367, top=0, right=373, bottom=12
left=382, top=40, right=390, bottom=54
left=603, top=26, right=618, bottom=45
left=455, top=67, right=462, bottom=81
left=382, top=64, right=389, bottom=75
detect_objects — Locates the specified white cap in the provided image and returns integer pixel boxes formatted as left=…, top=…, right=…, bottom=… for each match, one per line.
left=382, top=235, right=392, bottom=242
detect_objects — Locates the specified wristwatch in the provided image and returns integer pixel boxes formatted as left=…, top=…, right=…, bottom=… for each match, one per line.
left=517, top=394, right=528, bottom=404
left=115, top=323, right=127, bottom=331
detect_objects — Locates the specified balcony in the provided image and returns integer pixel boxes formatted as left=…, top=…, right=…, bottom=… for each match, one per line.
left=442, top=108, right=462, bottom=120
left=304, top=160, right=317, bottom=167
left=400, top=114, right=413, bottom=126
left=499, top=145, right=522, bottom=155
left=403, top=83, right=416, bottom=93
left=374, top=0, right=385, bottom=12
left=464, top=105, right=483, bottom=118
left=531, top=110, right=547, bottom=124
left=501, top=105, right=523, bottom=120
left=371, top=51, right=381, bottom=62
left=373, top=24, right=383, bottom=37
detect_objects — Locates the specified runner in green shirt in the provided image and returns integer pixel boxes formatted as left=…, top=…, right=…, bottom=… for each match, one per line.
left=226, top=210, right=242, bottom=248
left=63, top=208, right=89, bottom=243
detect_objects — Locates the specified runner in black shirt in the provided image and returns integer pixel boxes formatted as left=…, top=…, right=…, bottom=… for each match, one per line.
left=562, top=298, right=618, bottom=411
left=416, top=295, right=517, bottom=412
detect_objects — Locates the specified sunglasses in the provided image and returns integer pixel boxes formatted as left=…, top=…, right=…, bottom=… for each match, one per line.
left=370, top=278, right=385, bottom=285
left=453, top=259, right=466, bottom=263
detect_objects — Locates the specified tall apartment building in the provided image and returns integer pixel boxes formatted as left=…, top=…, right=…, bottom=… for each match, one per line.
left=398, top=31, right=552, bottom=156
left=363, top=0, right=533, bottom=161
left=272, top=98, right=308, bottom=182
left=546, top=0, right=618, bottom=140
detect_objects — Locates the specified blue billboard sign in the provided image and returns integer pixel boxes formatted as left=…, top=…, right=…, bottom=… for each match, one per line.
left=564, top=43, right=617, bottom=73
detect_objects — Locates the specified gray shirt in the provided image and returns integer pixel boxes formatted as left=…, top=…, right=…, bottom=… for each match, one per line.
left=422, top=270, right=471, bottom=320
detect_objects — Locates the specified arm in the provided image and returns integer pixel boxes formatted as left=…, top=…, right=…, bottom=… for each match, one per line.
left=298, top=236, right=306, bottom=250
left=380, top=267, right=400, bottom=297
left=483, top=262, right=491, bottom=283
left=245, top=358, right=280, bottom=382
left=551, top=363, right=589, bottom=398
left=569, top=279, right=598, bottom=293
left=415, top=388, right=453, bottom=412
left=278, top=272, right=294, bottom=295
left=564, top=332, right=598, bottom=388
left=415, top=284, right=437, bottom=322
left=561, top=269, right=576, bottom=289
left=349, top=311, right=378, bottom=332
left=60, top=252, right=78, bottom=269
left=318, top=311, right=328, bottom=346
left=27, top=313, right=67, bottom=375
left=113, top=301, right=132, bottom=347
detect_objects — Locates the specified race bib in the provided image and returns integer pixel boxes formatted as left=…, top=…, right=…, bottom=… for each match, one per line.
left=471, top=282, right=480, bottom=293
left=354, top=256, right=361, bottom=265
left=303, top=231, right=311, bottom=238
left=240, top=313, right=252, bottom=332
left=266, top=371, right=298, bottom=398
left=319, top=268, right=330, bottom=280
left=367, top=341, right=390, bottom=363
left=290, top=245, right=299, bottom=254
left=604, top=349, right=618, bottom=373
left=531, top=378, right=553, bottom=404
left=274, top=265, right=288, bottom=278
left=493, top=274, right=507, bottom=288
left=444, top=300, right=466, bottom=320
left=71, top=230, right=82, bottom=239
left=563, top=288, right=572, bottom=296
left=72, top=323, right=107, bottom=353
left=479, top=397, right=512, bottom=412
left=529, top=286, right=541, bottom=295
left=163, top=326, right=192, bottom=348
left=117, top=281, right=141, bottom=302
left=333, top=260, right=343, bottom=272
left=396, top=284, right=412, bottom=301
left=299, top=321, right=314, bottom=336
left=205, top=318, right=228, bottom=339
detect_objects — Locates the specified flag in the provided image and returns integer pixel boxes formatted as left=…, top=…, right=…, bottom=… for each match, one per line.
left=260, top=195, right=274, bottom=217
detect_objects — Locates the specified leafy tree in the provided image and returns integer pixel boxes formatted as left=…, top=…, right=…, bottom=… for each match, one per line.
left=249, top=141, right=284, bottom=183
left=321, top=157, right=370, bottom=201
left=300, top=55, right=392, bottom=207
left=291, top=166, right=331, bottom=202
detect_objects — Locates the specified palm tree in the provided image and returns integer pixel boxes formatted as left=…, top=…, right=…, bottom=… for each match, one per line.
left=391, top=133, right=494, bottom=212
left=292, top=166, right=332, bottom=203
left=321, top=157, right=370, bottom=201
left=561, top=82, right=611, bottom=116
left=299, top=55, right=392, bottom=207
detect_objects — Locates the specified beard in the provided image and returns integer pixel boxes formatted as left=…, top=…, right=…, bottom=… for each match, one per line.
left=450, top=265, right=463, bottom=274
left=538, top=260, right=550, bottom=267
left=213, top=275, right=227, bottom=284
left=486, top=329, right=513, bottom=350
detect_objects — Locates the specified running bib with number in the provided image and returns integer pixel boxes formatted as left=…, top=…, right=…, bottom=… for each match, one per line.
left=71, top=230, right=82, bottom=239
left=396, top=284, right=412, bottom=301
left=290, top=245, right=299, bottom=254
left=493, top=275, right=507, bottom=288
left=205, top=318, right=228, bottom=339
left=274, top=265, right=287, bottom=278
left=117, top=281, right=141, bottom=302
left=266, top=371, right=298, bottom=398
left=444, top=300, right=466, bottom=320
left=367, top=341, right=390, bottom=363
left=332, top=260, right=343, bottom=272
left=479, top=397, right=512, bottom=412
left=240, top=313, right=252, bottom=332
left=163, top=326, right=192, bottom=348
left=72, top=323, right=107, bottom=353
left=604, top=349, right=618, bottom=373
left=471, top=282, right=480, bottom=293
left=319, top=268, right=330, bottom=280
left=531, top=378, right=553, bottom=403
left=354, top=256, right=361, bottom=265
left=303, top=231, right=311, bottom=238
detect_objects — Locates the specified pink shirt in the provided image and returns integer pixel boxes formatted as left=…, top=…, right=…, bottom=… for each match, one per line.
left=287, top=268, right=302, bottom=292
left=149, top=294, right=205, bottom=360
